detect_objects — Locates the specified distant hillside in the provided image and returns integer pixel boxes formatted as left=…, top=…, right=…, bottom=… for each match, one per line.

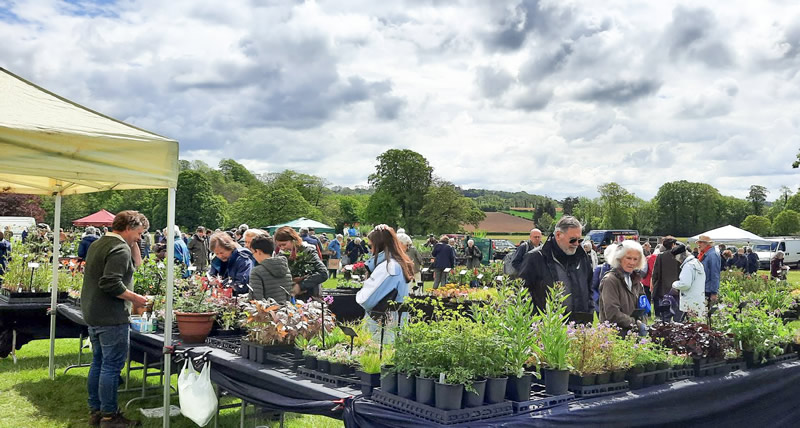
left=462, top=212, right=535, bottom=234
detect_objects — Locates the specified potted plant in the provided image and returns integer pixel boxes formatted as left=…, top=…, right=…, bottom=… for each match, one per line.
left=173, top=285, right=220, bottom=344
left=357, top=351, right=383, bottom=398
left=532, top=283, right=572, bottom=396
left=434, top=367, right=472, bottom=410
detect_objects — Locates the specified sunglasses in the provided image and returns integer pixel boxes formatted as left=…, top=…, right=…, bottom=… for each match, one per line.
left=568, top=237, right=584, bottom=244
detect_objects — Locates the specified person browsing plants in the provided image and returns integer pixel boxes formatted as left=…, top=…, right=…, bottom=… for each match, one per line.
left=208, top=232, right=254, bottom=295
left=273, top=226, right=328, bottom=301
left=248, top=235, right=293, bottom=303
left=598, top=240, right=647, bottom=336
left=81, top=210, right=150, bottom=427
left=356, top=224, right=412, bottom=322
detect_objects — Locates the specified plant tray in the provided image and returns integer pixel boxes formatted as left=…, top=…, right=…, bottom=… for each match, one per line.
left=296, top=367, right=361, bottom=388
left=626, top=368, right=671, bottom=390
left=568, top=380, right=629, bottom=398
left=371, top=388, right=513, bottom=425
left=66, top=296, right=81, bottom=306
left=766, top=352, right=799, bottom=365
left=0, top=289, right=69, bottom=304
left=667, top=367, right=695, bottom=382
left=512, top=384, right=574, bottom=414
left=693, top=359, right=743, bottom=377
left=205, top=336, right=242, bottom=355
left=264, top=351, right=303, bottom=369
left=239, top=341, right=295, bottom=364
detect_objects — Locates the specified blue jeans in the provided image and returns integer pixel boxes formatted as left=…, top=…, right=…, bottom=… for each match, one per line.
left=87, top=324, right=129, bottom=414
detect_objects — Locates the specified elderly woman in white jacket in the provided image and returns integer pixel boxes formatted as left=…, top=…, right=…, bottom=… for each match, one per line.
left=670, top=244, right=707, bottom=320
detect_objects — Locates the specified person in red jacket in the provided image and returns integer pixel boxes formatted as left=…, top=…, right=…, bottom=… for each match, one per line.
left=641, top=249, right=658, bottom=303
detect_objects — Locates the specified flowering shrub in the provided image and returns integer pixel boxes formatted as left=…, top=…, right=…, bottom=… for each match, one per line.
left=566, top=321, right=619, bottom=375
left=241, top=298, right=335, bottom=346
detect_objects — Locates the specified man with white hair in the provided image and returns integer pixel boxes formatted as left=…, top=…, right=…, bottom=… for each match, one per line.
left=512, top=228, right=543, bottom=274
left=78, top=226, right=100, bottom=261
left=521, top=217, right=593, bottom=313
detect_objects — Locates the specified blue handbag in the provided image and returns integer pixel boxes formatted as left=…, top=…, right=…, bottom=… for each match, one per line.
left=638, top=294, right=652, bottom=315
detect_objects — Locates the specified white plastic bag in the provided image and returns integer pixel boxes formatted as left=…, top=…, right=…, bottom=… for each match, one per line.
left=178, top=360, right=218, bottom=427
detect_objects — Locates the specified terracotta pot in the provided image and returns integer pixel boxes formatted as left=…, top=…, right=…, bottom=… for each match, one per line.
left=175, top=312, right=216, bottom=343
left=132, top=306, right=146, bottom=316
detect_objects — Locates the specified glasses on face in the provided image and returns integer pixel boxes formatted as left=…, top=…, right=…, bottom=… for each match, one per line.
left=568, top=237, right=583, bottom=244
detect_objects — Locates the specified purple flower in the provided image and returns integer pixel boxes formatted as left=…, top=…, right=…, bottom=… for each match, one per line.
left=323, top=296, right=334, bottom=305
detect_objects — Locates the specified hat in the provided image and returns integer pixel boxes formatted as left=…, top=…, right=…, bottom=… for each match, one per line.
left=670, top=243, right=687, bottom=256
left=696, top=235, right=713, bottom=244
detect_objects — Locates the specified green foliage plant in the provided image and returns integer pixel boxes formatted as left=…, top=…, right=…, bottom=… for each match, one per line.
left=532, top=282, right=572, bottom=371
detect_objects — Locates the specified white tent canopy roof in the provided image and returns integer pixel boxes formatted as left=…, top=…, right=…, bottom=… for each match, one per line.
left=0, top=67, right=178, bottom=194
left=687, top=225, right=771, bottom=244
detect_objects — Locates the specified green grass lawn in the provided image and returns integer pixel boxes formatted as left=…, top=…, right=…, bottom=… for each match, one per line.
left=0, top=339, right=343, bottom=428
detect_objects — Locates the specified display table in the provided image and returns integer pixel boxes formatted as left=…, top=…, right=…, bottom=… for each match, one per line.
left=343, top=360, right=800, bottom=427
left=0, top=301, right=85, bottom=360
left=57, top=304, right=357, bottom=417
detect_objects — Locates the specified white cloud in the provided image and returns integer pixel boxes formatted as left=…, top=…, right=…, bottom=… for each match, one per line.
left=2, top=0, right=800, bottom=200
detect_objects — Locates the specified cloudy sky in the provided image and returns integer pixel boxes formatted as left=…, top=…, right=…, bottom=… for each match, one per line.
left=2, top=0, right=800, bottom=200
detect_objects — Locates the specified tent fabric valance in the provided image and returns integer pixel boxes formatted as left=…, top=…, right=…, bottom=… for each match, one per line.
left=688, top=225, right=771, bottom=244
left=72, top=209, right=115, bottom=227
left=0, top=67, right=179, bottom=194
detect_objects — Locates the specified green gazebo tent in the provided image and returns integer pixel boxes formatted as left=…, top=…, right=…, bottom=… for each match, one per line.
left=266, top=217, right=335, bottom=234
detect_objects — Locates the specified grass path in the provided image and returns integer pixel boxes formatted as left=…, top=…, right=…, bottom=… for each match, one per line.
left=0, top=339, right=343, bottom=428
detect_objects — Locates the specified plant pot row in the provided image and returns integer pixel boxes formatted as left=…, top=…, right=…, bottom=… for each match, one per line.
left=379, top=368, right=565, bottom=410
left=625, top=362, right=671, bottom=389
left=301, top=354, right=357, bottom=376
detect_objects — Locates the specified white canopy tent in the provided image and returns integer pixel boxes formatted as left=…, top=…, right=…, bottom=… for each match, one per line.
left=1, top=67, right=179, bottom=427
left=687, top=225, right=771, bottom=244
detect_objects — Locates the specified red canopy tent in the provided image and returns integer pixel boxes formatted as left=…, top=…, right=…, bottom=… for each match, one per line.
left=72, top=209, right=115, bottom=227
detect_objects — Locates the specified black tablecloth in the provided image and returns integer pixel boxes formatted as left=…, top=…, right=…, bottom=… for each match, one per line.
left=343, top=361, right=800, bottom=427
left=0, top=301, right=85, bottom=358
left=57, top=304, right=356, bottom=417
left=324, top=290, right=365, bottom=323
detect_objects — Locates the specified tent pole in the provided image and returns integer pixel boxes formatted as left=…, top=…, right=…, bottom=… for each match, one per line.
left=163, top=187, right=176, bottom=428
left=48, top=192, right=62, bottom=380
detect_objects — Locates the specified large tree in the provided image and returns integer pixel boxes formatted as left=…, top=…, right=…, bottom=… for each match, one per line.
left=653, top=181, right=722, bottom=236
left=0, top=193, right=47, bottom=222
left=561, top=196, right=580, bottom=216
left=229, top=185, right=321, bottom=229
left=368, top=149, right=433, bottom=234
left=597, top=182, right=636, bottom=229
left=418, top=181, right=485, bottom=234
left=746, top=185, right=769, bottom=215
left=772, top=209, right=800, bottom=235
left=572, top=197, right=602, bottom=231
left=740, top=215, right=771, bottom=237
left=362, top=189, right=401, bottom=228
left=176, top=170, right=228, bottom=229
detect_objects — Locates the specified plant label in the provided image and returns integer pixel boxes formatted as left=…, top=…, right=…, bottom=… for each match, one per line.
left=28, top=262, right=40, bottom=269
left=421, top=268, right=429, bottom=273
left=495, top=275, right=504, bottom=282
left=443, top=268, right=451, bottom=273
left=476, top=274, right=483, bottom=280
left=345, top=265, right=353, bottom=271
left=187, top=265, right=197, bottom=272
left=459, top=270, right=467, bottom=275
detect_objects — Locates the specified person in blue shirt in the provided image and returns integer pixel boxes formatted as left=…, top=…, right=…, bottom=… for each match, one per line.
left=327, top=234, right=342, bottom=278
left=77, top=226, right=100, bottom=260
left=209, top=232, right=254, bottom=295
left=696, top=235, right=721, bottom=302
left=0, top=231, right=11, bottom=280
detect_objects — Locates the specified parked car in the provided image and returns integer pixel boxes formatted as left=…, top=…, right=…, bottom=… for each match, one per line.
left=490, top=239, right=517, bottom=260
left=586, top=229, right=639, bottom=256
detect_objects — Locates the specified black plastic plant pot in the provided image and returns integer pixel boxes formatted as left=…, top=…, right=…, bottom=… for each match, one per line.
left=644, top=362, right=656, bottom=372
left=595, top=372, right=611, bottom=385
left=330, top=362, right=347, bottom=376
left=642, top=373, right=656, bottom=387
left=611, top=369, right=626, bottom=383
left=569, top=373, right=596, bottom=386
left=484, top=377, right=508, bottom=404
left=743, top=350, right=760, bottom=368
left=462, top=379, right=487, bottom=408
left=304, top=355, right=318, bottom=370
left=434, top=382, right=464, bottom=410
left=656, top=362, right=670, bottom=370
left=397, top=372, right=416, bottom=400
left=543, top=369, right=569, bottom=396
left=318, top=359, right=331, bottom=373
left=506, top=373, right=532, bottom=401
left=380, top=367, right=397, bottom=395
left=654, top=371, right=668, bottom=385
left=358, top=371, right=380, bottom=398
left=415, top=376, right=435, bottom=406
left=293, top=347, right=304, bottom=359
left=628, top=365, right=644, bottom=375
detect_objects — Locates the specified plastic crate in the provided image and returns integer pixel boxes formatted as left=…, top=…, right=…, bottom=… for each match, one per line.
left=767, top=353, right=799, bottom=365
left=371, top=388, right=513, bottom=425
left=512, top=384, right=574, bottom=414
left=667, top=367, right=695, bottom=382
left=0, top=289, right=68, bottom=304
left=296, top=367, right=361, bottom=388
left=569, top=380, right=629, bottom=398
left=206, top=336, right=242, bottom=355
left=265, top=351, right=303, bottom=369
left=694, top=359, right=739, bottom=377
left=626, top=368, right=670, bottom=390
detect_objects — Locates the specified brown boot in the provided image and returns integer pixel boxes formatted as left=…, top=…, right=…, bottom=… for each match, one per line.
left=89, top=410, right=102, bottom=426
left=99, top=412, right=141, bottom=428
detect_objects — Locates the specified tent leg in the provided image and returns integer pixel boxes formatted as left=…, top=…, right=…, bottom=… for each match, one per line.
left=48, top=192, right=62, bottom=380
left=162, top=187, right=176, bottom=428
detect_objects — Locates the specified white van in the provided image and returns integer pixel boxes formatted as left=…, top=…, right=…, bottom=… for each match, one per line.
left=0, top=216, right=37, bottom=242
left=754, top=237, right=800, bottom=269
